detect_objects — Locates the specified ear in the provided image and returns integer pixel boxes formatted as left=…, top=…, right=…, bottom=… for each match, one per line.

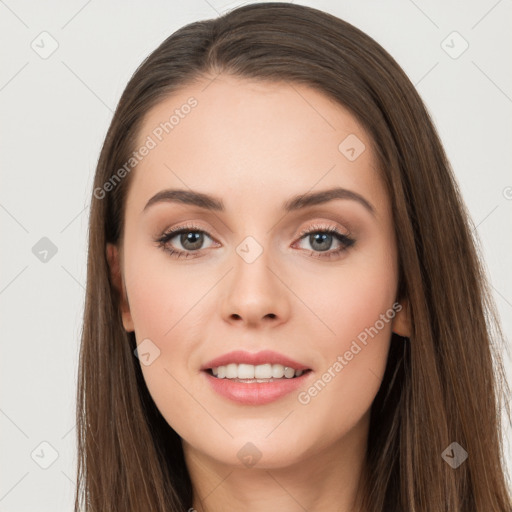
left=106, top=243, right=134, bottom=333
left=391, top=298, right=411, bottom=338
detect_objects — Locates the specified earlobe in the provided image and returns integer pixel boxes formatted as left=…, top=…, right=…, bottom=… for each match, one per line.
left=391, top=298, right=411, bottom=338
left=106, top=243, right=135, bottom=333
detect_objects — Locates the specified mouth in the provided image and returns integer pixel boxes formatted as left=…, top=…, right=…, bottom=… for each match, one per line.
left=200, top=350, right=313, bottom=404
left=202, top=363, right=314, bottom=405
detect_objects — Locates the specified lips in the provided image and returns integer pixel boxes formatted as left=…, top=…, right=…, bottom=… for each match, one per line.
left=200, top=349, right=311, bottom=372
left=202, top=366, right=313, bottom=405
left=200, top=350, right=313, bottom=405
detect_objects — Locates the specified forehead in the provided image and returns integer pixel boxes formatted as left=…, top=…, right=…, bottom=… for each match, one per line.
left=128, top=75, right=387, bottom=215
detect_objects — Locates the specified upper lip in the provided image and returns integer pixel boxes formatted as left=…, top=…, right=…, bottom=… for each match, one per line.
left=201, top=350, right=311, bottom=371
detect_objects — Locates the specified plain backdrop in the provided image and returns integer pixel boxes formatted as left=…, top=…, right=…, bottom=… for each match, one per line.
left=1, top=1, right=511, bottom=510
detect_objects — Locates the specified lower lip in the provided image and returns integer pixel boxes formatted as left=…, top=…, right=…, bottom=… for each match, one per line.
left=202, top=370, right=313, bottom=405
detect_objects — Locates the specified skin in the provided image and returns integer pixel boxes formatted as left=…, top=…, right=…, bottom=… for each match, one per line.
left=107, top=74, right=410, bottom=512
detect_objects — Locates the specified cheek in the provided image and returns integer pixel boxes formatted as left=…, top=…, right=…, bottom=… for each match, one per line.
left=122, top=244, right=217, bottom=396
left=294, top=237, right=398, bottom=350
left=124, top=243, right=214, bottom=343
left=292, top=240, right=398, bottom=413
left=123, top=248, right=215, bottom=439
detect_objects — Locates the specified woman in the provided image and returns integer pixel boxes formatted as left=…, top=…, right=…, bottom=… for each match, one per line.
left=76, top=3, right=512, bottom=510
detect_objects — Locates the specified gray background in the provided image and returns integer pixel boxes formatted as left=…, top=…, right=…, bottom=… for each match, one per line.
left=1, top=0, right=511, bottom=510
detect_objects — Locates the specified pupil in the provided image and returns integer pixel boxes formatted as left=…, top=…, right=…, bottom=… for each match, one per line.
left=310, top=233, right=332, bottom=252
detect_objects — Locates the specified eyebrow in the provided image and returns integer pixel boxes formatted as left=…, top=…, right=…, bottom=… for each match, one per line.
left=142, top=187, right=375, bottom=215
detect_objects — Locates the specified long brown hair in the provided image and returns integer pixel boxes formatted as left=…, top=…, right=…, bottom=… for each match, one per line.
left=76, top=3, right=512, bottom=510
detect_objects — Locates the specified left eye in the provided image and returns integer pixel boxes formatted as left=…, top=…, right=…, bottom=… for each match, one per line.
left=297, top=231, right=344, bottom=252
left=294, top=227, right=355, bottom=255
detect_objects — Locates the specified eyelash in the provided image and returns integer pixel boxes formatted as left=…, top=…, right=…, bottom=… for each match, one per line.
left=154, top=222, right=355, bottom=260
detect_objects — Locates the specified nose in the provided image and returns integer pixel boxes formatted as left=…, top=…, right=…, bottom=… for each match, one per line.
left=220, top=245, right=291, bottom=329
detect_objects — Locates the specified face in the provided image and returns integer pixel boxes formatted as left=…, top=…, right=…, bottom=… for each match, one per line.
left=108, top=74, right=409, bottom=471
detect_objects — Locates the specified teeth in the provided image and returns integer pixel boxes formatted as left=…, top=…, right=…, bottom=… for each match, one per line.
left=255, top=363, right=271, bottom=379
left=211, top=363, right=305, bottom=379
left=283, top=366, right=295, bottom=378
